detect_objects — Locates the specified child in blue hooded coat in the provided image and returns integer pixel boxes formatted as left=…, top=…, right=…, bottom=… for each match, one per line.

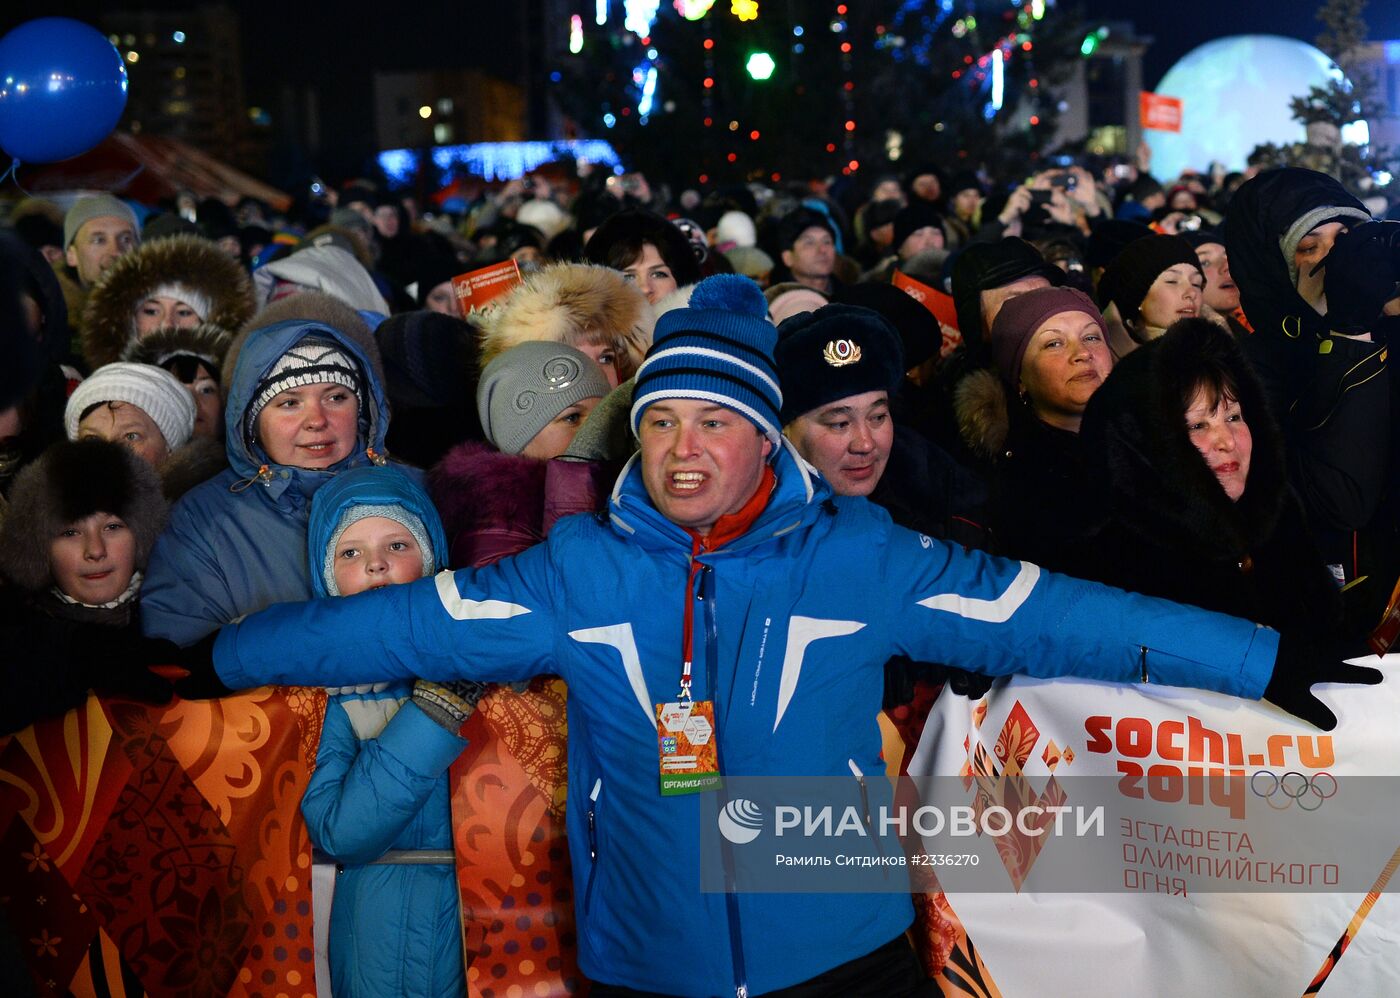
left=301, top=464, right=469, bottom=998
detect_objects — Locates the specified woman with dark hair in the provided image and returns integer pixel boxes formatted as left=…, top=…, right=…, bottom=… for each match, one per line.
left=1069, top=318, right=1342, bottom=637
left=583, top=207, right=702, bottom=303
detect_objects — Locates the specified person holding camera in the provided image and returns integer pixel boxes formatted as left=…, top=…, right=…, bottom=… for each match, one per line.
left=1225, top=168, right=1396, bottom=596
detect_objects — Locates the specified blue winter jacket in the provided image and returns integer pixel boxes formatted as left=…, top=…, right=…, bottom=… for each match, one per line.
left=215, top=440, right=1279, bottom=995
left=300, top=467, right=464, bottom=998
left=141, top=317, right=397, bottom=645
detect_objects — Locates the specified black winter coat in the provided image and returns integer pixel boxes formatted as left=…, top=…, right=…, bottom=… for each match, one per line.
left=1224, top=169, right=1389, bottom=562
left=0, top=586, right=146, bottom=735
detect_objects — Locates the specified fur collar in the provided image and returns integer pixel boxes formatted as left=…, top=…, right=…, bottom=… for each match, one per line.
left=952, top=367, right=1010, bottom=460
left=429, top=441, right=547, bottom=541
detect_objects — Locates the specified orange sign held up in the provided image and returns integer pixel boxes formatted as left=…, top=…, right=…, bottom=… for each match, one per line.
left=1140, top=91, right=1183, bottom=132
left=451, top=259, right=523, bottom=318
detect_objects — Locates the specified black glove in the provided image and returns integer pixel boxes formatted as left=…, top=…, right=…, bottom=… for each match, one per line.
left=947, top=668, right=995, bottom=699
left=90, top=654, right=175, bottom=705
left=1264, top=633, right=1383, bottom=730
left=412, top=678, right=529, bottom=734
left=65, top=623, right=174, bottom=706
left=164, top=632, right=236, bottom=700
left=1315, top=220, right=1400, bottom=334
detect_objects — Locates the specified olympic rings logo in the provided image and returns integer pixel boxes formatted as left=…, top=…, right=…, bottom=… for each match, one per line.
left=1249, top=770, right=1337, bottom=811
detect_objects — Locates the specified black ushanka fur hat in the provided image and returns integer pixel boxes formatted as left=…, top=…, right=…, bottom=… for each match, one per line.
left=0, top=439, right=168, bottom=592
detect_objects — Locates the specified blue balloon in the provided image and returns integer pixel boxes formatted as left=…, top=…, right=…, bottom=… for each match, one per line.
left=0, top=17, right=129, bottom=164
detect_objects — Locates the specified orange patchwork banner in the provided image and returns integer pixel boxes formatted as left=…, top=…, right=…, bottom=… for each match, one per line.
left=449, top=676, right=584, bottom=997
left=0, top=688, right=325, bottom=998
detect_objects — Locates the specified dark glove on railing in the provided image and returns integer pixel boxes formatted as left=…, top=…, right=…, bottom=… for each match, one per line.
left=163, top=631, right=235, bottom=700
left=1264, top=633, right=1383, bottom=730
left=1315, top=220, right=1400, bottom=335
left=64, top=623, right=175, bottom=706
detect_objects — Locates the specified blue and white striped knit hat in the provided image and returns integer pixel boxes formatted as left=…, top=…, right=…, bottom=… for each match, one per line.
left=630, top=274, right=783, bottom=443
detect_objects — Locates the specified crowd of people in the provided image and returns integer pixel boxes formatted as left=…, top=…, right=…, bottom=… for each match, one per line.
left=1, top=146, right=1398, bottom=996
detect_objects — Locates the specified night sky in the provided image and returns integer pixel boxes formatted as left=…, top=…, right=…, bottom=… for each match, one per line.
left=3, top=1, right=1398, bottom=180
left=1083, top=0, right=1400, bottom=86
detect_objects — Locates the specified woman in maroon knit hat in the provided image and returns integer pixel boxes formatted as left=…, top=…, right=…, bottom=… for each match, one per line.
left=959, top=285, right=1113, bottom=566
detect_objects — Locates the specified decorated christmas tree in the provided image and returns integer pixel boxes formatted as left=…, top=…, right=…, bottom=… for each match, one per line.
left=553, top=0, right=1085, bottom=186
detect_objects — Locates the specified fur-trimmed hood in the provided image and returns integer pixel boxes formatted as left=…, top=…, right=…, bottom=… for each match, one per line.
left=479, top=263, right=654, bottom=382
left=1078, top=318, right=1288, bottom=561
left=0, top=439, right=167, bottom=592
left=81, top=234, right=256, bottom=369
left=121, top=322, right=234, bottom=380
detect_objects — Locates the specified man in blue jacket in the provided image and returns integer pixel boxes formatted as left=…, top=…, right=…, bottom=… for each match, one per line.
left=194, top=275, right=1379, bottom=997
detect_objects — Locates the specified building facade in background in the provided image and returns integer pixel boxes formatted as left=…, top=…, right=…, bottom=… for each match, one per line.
left=100, top=5, right=262, bottom=173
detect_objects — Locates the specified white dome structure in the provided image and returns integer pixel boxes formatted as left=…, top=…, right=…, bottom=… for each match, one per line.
left=1144, top=35, right=1365, bottom=180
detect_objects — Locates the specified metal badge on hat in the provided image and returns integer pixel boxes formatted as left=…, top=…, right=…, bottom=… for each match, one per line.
left=822, top=339, right=862, bottom=367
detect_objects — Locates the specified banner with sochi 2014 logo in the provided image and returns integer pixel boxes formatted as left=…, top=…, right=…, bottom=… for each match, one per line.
left=905, top=658, right=1400, bottom=997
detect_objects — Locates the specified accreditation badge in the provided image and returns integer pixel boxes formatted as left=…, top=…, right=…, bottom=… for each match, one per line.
left=655, top=700, right=721, bottom=796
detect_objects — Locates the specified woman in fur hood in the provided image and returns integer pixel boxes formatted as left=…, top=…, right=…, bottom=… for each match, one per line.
left=478, top=262, right=654, bottom=388
left=0, top=439, right=173, bottom=733
left=81, top=233, right=256, bottom=369
left=1067, top=318, right=1343, bottom=637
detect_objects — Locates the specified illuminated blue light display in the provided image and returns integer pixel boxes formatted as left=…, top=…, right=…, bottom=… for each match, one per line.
left=378, top=140, right=625, bottom=187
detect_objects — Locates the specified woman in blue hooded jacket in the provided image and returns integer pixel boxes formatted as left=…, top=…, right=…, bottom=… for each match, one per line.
left=140, top=294, right=401, bottom=645
left=300, top=464, right=466, bottom=998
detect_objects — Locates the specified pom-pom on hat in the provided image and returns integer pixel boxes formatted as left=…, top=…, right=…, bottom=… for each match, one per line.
left=775, top=304, right=905, bottom=424
left=65, top=362, right=197, bottom=450
left=477, top=341, right=611, bottom=455
left=631, top=274, right=783, bottom=443
left=988, top=286, right=1106, bottom=391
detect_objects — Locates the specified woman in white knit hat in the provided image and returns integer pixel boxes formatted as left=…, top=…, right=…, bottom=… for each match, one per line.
left=65, top=362, right=196, bottom=468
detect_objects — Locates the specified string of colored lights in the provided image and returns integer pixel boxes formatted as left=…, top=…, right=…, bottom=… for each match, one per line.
left=577, top=1, right=1060, bottom=179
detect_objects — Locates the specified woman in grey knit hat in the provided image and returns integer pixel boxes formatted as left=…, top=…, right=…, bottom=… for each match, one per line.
left=431, top=340, right=611, bottom=568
